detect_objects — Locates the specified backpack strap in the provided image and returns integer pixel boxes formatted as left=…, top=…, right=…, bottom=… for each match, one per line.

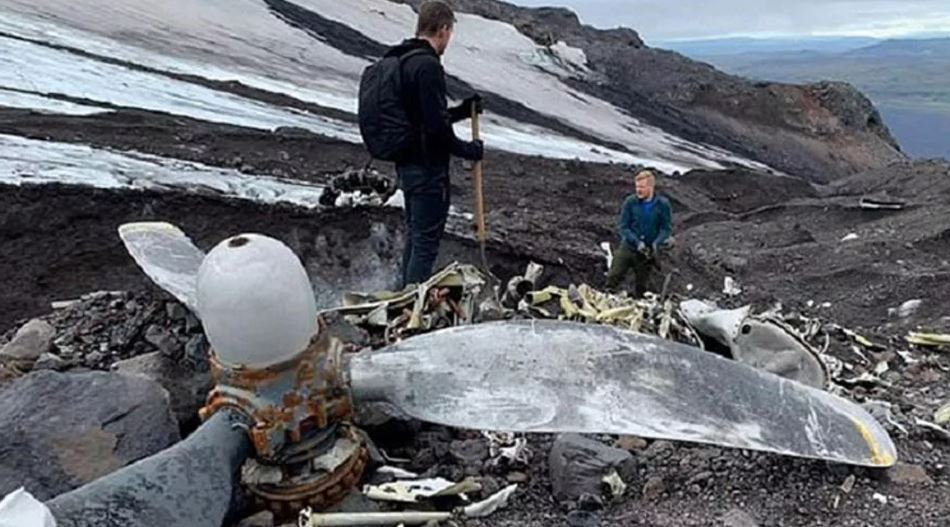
left=397, top=47, right=432, bottom=66
left=394, top=47, right=433, bottom=92
left=394, top=47, right=434, bottom=165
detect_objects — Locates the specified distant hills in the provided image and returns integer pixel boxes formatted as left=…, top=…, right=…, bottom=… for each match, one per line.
left=658, top=36, right=879, bottom=56
left=663, top=36, right=950, bottom=159
left=846, top=37, right=950, bottom=57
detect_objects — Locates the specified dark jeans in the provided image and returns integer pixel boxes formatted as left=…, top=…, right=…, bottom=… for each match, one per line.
left=397, top=164, right=450, bottom=288
left=606, top=243, right=654, bottom=297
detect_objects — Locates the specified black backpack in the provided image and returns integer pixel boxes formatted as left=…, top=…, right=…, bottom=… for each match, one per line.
left=358, top=49, right=427, bottom=161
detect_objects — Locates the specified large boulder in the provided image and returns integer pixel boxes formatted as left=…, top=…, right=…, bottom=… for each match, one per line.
left=0, top=371, right=180, bottom=500
left=112, top=351, right=212, bottom=429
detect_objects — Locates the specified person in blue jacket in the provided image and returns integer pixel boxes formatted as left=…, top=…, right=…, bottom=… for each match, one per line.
left=606, top=169, right=673, bottom=297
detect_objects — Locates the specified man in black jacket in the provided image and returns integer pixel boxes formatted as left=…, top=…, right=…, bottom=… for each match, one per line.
left=387, top=1, right=484, bottom=288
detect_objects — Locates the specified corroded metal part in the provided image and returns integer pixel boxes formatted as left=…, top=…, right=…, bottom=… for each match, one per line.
left=243, top=424, right=369, bottom=521
left=199, top=321, right=367, bottom=516
left=199, top=322, right=354, bottom=461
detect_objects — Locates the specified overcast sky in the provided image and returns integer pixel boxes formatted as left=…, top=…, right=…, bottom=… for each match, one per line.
left=512, top=0, right=950, bottom=41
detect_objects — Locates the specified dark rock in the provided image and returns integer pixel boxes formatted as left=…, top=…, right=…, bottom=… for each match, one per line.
left=480, top=476, right=502, bottom=497
left=274, top=126, right=315, bottom=138
left=439, top=464, right=465, bottom=482
left=185, top=312, right=202, bottom=334
left=449, top=438, right=490, bottom=466
left=615, top=435, right=648, bottom=451
left=236, top=511, right=274, bottom=527
left=642, top=440, right=675, bottom=460
left=507, top=471, right=529, bottom=483
left=354, top=402, right=421, bottom=448
left=0, top=319, right=54, bottom=369
left=548, top=434, right=635, bottom=503
left=566, top=510, right=601, bottom=527
left=112, top=351, right=212, bottom=428
left=145, top=324, right=180, bottom=357
left=883, top=462, right=934, bottom=485
left=576, top=493, right=605, bottom=511
left=419, top=429, right=453, bottom=457
left=724, top=256, right=749, bottom=272
left=722, top=508, right=760, bottom=527
left=33, top=353, right=67, bottom=371
left=0, top=370, right=179, bottom=500
left=0, top=364, right=17, bottom=386
left=165, top=302, right=188, bottom=321
left=184, top=334, right=210, bottom=371
left=409, top=448, right=438, bottom=474
left=85, top=350, right=105, bottom=367
left=333, top=489, right=381, bottom=513
left=687, top=470, right=713, bottom=486
left=321, top=311, right=371, bottom=348
left=642, top=475, right=666, bottom=499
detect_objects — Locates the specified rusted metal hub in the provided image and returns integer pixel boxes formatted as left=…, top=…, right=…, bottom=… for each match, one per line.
left=200, top=323, right=353, bottom=459
left=242, top=423, right=369, bottom=519
left=199, top=321, right=367, bottom=514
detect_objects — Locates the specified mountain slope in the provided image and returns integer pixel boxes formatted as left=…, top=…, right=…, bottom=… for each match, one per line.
left=0, top=0, right=766, bottom=173
left=398, top=0, right=904, bottom=181
left=685, top=37, right=950, bottom=159
left=0, top=0, right=904, bottom=180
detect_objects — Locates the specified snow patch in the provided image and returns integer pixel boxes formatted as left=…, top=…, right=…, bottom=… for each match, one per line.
left=0, top=88, right=107, bottom=116
left=0, top=35, right=360, bottom=142
left=0, top=2, right=365, bottom=112
left=0, top=134, right=329, bottom=209
left=0, top=0, right=773, bottom=170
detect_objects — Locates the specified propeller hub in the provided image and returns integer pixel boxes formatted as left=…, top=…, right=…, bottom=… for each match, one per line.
left=199, top=322, right=366, bottom=517
left=196, top=233, right=318, bottom=369
left=195, top=233, right=366, bottom=516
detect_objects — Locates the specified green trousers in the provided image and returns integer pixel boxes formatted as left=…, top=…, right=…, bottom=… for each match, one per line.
left=606, top=243, right=653, bottom=297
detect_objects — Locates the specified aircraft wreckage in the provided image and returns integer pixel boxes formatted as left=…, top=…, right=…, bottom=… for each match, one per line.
left=42, top=222, right=896, bottom=527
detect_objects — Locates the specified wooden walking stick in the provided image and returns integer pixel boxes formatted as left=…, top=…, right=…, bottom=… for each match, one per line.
left=471, top=107, right=489, bottom=271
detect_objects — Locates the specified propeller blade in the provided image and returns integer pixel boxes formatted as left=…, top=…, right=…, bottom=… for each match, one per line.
left=47, top=411, right=250, bottom=527
left=347, top=320, right=896, bottom=467
left=118, top=222, right=205, bottom=313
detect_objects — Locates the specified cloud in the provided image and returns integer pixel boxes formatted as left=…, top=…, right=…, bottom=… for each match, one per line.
left=511, top=0, right=950, bottom=41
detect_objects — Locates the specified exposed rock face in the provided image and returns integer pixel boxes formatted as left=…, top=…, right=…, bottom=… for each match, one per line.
left=400, top=0, right=904, bottom=180
left=0, top=371, right=179, bottom=500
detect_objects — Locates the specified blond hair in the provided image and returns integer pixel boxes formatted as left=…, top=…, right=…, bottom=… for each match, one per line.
left=635, top=169, right=656, bottom=182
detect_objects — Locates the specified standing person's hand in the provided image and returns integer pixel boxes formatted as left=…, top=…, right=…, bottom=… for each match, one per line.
left=636, top=241, right=647, bottom=253
left=449, top=95, right=484, bottom=123
left=465, top=139, right=484, bottom=161
left=462, top=94, right=483, bottom=115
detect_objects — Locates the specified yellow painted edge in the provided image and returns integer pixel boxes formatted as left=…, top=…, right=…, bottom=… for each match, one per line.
left=852, top=417, right=896, bottom=467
